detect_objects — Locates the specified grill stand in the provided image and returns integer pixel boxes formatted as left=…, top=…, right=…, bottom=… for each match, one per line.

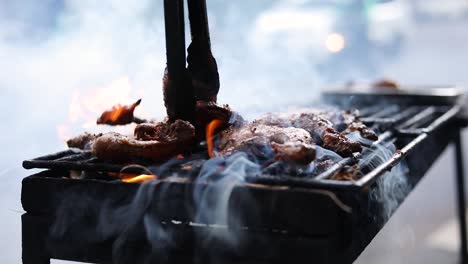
left=455, top=129, right=468, bottom=264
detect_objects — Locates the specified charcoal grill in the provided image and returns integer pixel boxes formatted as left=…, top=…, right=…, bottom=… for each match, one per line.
left=21, top=87, right=468, bottom=264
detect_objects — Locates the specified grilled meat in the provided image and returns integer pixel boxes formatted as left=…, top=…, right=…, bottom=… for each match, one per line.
left=187, top=0, right=219, bottom=102
left=321, top=110, right=378, bottom=141
left=93, top=120, right=195, bottom=162
left=67, top=132, right=102, bottom=150
left=256, top=109, right=374, bottom=157
left=194, top=101, right=237, bottom=140
left=271, top=142, right=316, bottom=164
left=217, top=123, right=315, bottom=165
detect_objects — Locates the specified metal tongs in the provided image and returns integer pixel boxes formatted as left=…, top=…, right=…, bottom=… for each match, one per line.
left=163, top=0, right=219, bottom=122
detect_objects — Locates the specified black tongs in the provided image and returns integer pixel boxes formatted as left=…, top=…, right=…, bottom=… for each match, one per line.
left=163, top=0, right=219, bottom=122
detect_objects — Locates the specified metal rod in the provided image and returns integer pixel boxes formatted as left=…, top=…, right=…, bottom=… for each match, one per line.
left=187, top=0, right=211, bottom=49
left=398, top=106, right=435, bottom=129
left=32, top=149, right=82, bottom=161
left=454, top=129, right=468, bottom=264
left=22, top=160, right=145, bottom=174
left=164, top=0, right=186, bottom=79
left=355, top=133, right=427, bottom=188
left=163, top=0, right=196, bottom=121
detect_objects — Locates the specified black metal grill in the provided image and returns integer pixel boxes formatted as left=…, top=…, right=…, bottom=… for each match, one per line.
left=22, top=104, right=462, bottom=191
left=20, top=89, right=468, bottom=264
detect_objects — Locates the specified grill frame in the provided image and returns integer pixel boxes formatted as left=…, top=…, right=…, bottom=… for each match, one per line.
left=21, top=88, right=468, bottom=264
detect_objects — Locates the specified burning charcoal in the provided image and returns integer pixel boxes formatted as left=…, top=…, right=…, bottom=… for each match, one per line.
left=67, top=132, right=102, bottom=150
left=92, top=120, right=195, bottom=162
left=96, top=99, right=146, bottom=126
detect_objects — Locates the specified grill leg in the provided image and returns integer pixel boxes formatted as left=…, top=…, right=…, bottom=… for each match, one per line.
left=455, top=129, right=467, bottom=264
left=22, top=214, right=50, bottom=264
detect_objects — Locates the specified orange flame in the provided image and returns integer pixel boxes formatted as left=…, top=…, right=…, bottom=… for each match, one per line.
left=121, top=174, right=156, bottom=183
left=206, top=119, right=224, bottom=158
left=96, top=99, right=141, bottom=125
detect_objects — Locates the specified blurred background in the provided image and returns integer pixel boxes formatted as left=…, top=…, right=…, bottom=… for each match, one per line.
left=1, top=0, right=468, bottom=263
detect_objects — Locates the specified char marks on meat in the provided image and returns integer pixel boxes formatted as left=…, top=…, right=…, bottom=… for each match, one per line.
left=93, top=120, right=195, bottom=162
left=256, top=109, right=377, bottom=157
left=194, top=101, right=236, bottom=140
left=67, top=132, right=102, bottom=150
left=321, top=109, right=378, bottom=141
left=217, top=123, right=316, bottom=165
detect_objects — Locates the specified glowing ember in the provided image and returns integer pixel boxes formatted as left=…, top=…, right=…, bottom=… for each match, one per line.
left=97, top=99, right=142, bottom=125
left=121, top=174, right=156, bottom=183
left=206, top=119, right=225, bottom=158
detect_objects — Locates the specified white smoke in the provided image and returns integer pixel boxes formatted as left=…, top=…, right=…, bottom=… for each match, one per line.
left=0, top=0, right=324, bottom=129
left=5, top=1, right=410, bottom=262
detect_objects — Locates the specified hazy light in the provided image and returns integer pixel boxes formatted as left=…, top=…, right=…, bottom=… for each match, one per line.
left=325, top=32, right=345, bottom=53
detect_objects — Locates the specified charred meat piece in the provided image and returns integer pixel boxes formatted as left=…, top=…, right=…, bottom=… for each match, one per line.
left=187, top=0, right=219, bottom=102
left=134, top=120, right=194, bottom=142
left=67, top=132, right=102, bottom=150
left=217, top=123, right=315, bottom=165
left=97, top=99, right=145, bottom=126
left=257, top=111, right=363, bottom=157
left=194, top=101, right=238, bottom=140
left=271, top=142, right=316, bottom=164
left=321, top=110, right=378, bottom=141
left=187, top=44, right=219, bottom=102
left=93, top=120, right=195, bottom=162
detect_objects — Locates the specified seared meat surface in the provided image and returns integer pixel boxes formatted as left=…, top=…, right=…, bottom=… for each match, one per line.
left=67, top=132, right=102, bottom=150
left=290, top=112, right=362, bottom=157
left=194, top=101, right=235, bottom=140
left=256, top=110, right=369, bottom=157
left=217, top=123, right=315, bottom=165
left=321, top=110, right=378, bottom=141
left=93, top=120, right=195, bottom=162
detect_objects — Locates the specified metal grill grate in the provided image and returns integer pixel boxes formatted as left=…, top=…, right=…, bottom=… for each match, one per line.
left=22, top=104, right=462, bottom=191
